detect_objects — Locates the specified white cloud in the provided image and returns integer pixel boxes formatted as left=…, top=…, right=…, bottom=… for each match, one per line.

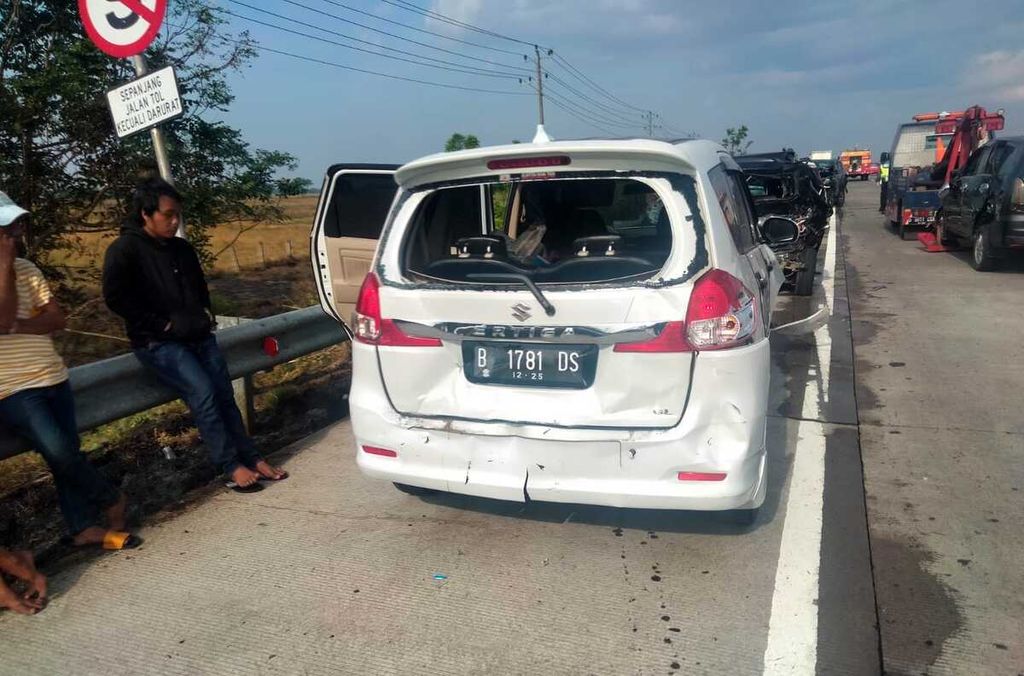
left=429, top=0, right=484, bottom=25
left=971, top=50, right=1024, bottom=101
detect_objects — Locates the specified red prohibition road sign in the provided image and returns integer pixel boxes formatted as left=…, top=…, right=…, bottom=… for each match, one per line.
left=79, top=0, right=167, bottom=58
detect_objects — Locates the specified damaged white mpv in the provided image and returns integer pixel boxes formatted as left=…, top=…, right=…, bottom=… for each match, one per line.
left=311, top=138, right=796, bottom=522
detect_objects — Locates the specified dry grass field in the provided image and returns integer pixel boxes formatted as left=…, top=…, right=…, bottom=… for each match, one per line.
left=52, top=194, right=319, bottom=273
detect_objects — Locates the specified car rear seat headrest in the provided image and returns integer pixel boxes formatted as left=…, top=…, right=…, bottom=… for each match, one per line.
left=573, top=235, right=623, bottom=257
left=453, top=235, right=508, bottom=259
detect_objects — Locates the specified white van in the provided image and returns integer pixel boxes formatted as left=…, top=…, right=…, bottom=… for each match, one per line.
left=311, top=139, right=795, bottom=522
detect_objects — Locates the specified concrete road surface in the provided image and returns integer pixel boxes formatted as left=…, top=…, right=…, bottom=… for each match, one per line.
left=0, top=182, right=1019, bottom=675
left=844, top=183, right=1024, bottom=675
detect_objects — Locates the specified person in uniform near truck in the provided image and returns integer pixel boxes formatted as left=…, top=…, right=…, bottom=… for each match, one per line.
left=0, top=191, right=138, bottom=552
left=879, top=155, right=890, bottom=212
left=102, top=178, right=288, bottom=493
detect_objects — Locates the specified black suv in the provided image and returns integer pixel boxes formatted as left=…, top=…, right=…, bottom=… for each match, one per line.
left=936, top=137, right=1024, bottom=270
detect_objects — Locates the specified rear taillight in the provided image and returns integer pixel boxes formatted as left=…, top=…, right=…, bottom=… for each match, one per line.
left=362, top=445, right=398, bottom=457
left=613, top=269, right=756, bottom=353
left=902, top=208, right=913, bottom=225
left=678, top=471, right=727, bottom=482
left=353, top=273, right=442, bottom=347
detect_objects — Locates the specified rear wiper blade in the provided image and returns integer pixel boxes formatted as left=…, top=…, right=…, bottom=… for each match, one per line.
left=466, top=273, right=556, bottom=317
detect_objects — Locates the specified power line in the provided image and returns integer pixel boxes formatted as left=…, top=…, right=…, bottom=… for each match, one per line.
left=315, top=0, right=526, bottom=57
left=279, top=0, right=532, bottom=73
left=377, top=0, right=540, bottom=49
left=545, top=97, right=618, bottom=137
left=533, top=82, right=642, bottom=134
left=247, top=42, right=532, bottom=96
left=220, top=4, right=523, bottom=80
left=368, top=0, right=689, bottom=135
left=543, top=83, right=641, bottom=130
left=164, top=20, right=531, bottom=96
left=544, top=70, right=646, bottom=123
left=549, top=52, right=647, bottom=114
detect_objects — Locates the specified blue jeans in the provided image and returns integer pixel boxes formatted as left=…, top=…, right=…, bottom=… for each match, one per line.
left=134, top=335, right=260, bottom=476
left=0, top=381, right=120, bottom=535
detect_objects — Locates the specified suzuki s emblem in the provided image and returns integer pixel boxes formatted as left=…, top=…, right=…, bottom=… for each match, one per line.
left=511, top=303, right=532, bottom=322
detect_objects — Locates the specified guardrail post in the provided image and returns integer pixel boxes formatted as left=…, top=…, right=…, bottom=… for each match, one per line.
left=233, top=374, right=255, bottom=435
left=217, top=315, right=255, bottom=435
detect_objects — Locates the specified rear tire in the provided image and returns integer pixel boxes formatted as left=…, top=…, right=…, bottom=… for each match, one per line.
left=794, top=246, right=817, bottom=296
left=394, top=483, right=438, bottom=496
left=970, top=226, right=998, bottom=271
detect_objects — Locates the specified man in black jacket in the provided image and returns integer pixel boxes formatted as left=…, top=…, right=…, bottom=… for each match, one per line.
left=103, top=178, right=287, bottom=492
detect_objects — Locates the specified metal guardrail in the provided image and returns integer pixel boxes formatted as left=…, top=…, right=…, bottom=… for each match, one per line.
left=0, top=306, right=347, bottom=461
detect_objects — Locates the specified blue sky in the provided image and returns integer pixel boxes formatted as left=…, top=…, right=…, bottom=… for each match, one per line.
left=195, top=0, right=1024, bottom=181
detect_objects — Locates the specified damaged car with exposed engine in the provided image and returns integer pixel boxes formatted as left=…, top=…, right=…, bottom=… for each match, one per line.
left=311, top=136, right=799, bottom=524
left=734, top=150, right=832, bottom=296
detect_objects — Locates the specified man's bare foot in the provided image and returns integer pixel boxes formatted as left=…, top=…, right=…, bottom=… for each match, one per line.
left=71, top=526, right=108, bottom=547
left=105, top=493, right=127, bottom=531
left=0, top=578, right=38, bottom=615
left=4, top=551, right=46, bottom=606
left=252, top=459, right=287, bottom=481
left=230, top=465, right=261, bottom=487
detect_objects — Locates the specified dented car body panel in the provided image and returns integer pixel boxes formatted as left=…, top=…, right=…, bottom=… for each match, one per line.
left=313, top=138, right=781, bottom=512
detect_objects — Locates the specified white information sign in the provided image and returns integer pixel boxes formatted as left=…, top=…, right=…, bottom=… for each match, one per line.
left=106, top=65, right=183, bottom=139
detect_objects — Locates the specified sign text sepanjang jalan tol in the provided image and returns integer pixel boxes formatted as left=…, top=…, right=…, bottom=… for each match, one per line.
left=105, top=66, right=184, bottom=139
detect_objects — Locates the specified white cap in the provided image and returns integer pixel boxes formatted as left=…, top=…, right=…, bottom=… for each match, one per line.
left=0, top=191, right=29, bottom=227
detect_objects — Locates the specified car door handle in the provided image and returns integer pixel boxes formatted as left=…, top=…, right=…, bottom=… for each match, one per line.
left=755, top=272, right=768, bottom=290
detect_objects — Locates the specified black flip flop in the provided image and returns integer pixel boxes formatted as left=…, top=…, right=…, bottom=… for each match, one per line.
left=225, top=480, right=264, bottom=493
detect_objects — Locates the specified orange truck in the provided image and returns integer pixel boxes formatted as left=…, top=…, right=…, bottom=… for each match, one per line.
left=839, top=149, right=879, bottom=180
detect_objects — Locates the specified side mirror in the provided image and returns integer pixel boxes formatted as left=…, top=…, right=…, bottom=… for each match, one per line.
left=880, top=152, right=890, bottom=164
left=760, top=217, right=800, bottom=245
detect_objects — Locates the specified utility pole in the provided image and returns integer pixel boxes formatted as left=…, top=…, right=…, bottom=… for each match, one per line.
left=130, top=54, right=184, bottom=238
left=534, top=45, right=545, bottom=126
left=644, top=111, right=657, bottom=138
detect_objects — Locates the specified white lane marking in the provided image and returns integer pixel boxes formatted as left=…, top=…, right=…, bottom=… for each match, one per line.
left=762, top=212, right=837, bottom=675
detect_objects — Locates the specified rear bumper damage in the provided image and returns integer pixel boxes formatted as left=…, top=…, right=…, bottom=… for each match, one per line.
left=349, top=339, right=770, bottom=511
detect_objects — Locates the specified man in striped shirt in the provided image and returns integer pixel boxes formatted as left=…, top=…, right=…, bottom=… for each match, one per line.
left=0, top=191, right=139, bottom=554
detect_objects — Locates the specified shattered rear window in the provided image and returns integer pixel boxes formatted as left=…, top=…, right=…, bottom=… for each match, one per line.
left=401, top=176, right=682, bottom=285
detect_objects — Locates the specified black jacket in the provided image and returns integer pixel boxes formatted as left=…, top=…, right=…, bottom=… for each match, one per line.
left=103, top=225, right=213, bottom=348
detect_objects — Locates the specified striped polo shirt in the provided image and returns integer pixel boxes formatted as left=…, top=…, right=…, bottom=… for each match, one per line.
left=0, top=259, right=68, bottom=400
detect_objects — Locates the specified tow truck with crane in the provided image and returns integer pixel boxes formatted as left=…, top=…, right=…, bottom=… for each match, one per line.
left=882, top=107, right=1005, bottom=240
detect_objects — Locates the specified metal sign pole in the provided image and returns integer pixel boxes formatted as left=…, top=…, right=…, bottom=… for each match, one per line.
left=130, top=53, right=184, bottom=237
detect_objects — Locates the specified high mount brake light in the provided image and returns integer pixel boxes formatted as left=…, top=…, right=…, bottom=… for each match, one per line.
left=613, top=269, right=757, bottom=353
left=486, top=156, right=571, bottom=171
left=353, top=273, right=442, bottom=347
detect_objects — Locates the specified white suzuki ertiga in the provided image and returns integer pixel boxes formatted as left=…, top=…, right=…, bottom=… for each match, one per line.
left=311, top=138, right=795, bottom=523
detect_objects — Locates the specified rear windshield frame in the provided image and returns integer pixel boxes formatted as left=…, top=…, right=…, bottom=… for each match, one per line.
left=377, top=170, right=707, bottom=291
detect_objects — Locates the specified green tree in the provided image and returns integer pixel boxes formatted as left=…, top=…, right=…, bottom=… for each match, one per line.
left=444, top=133, right=481, bottom=152
left=721, top=125, right=753, bottom=155
left=0, top=0, right=298, bottom=266
left=275, top=177, right=314, bottom=196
